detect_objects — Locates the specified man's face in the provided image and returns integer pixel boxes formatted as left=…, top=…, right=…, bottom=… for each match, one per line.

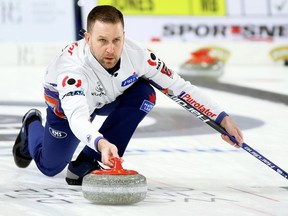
left=85, top=21, right=124, bottom=69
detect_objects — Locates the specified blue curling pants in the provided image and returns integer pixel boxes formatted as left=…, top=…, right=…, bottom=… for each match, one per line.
left=27, top=79, right=156, bottom=176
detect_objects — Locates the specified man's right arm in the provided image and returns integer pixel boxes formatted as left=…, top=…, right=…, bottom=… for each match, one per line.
left=56, top=72, right=121, bottom=166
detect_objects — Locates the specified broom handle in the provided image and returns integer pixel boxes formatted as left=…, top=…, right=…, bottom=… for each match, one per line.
left=149, top=81, right=288, bottom=180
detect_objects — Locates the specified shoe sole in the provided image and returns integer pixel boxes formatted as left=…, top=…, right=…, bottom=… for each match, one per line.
left=12, top=131, right=32, bottom=168
left=12, top=109, right=41, bottom=168
left=65, top=177, right=83, bottom=185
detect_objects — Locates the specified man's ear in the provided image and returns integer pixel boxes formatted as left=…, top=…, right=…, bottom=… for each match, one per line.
left=84, top=32, right=90, bottom=44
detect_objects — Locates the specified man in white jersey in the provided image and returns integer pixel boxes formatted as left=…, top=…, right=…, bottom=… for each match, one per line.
left=13, top=5, right=243, bottom=185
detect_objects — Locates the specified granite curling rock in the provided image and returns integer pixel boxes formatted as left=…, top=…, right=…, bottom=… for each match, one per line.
left=82, top=157, right=147, bottom=205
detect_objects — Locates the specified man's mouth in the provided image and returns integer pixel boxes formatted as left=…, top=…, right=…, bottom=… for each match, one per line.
left=105, top=57, right=114, bottom=62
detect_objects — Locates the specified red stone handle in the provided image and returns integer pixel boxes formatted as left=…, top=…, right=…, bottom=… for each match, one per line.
left=91, top=157, right=138, bottom=175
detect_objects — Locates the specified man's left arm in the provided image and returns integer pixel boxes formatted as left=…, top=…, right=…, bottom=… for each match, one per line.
left=142, top=49, right=244, bottom=146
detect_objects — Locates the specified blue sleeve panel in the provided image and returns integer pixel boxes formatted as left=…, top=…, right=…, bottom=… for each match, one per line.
left=215, top=111, right=229, bottom=125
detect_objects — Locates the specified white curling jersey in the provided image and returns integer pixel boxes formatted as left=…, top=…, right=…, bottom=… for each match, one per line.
left=44, top=38, right=226, bottom=151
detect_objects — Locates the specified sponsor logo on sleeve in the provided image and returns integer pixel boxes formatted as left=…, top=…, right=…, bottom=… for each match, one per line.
left=179, top=91, right=217, bottom=118
left=147, top=50, right=173, bottom=78
left=147, top=52, right=158, bottom=66
left=62, top=90, right=85, bottom=99
left=62, top=76, right=82, bottom=88
left=61, top=75, right=85, bottom=99
left=67, top=42, right=78, bottom=56
left=160, top=62, right=173, bottom=78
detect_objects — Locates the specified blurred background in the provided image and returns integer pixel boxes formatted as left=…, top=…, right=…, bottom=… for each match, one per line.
left=0, top=0, right=287, bottom=95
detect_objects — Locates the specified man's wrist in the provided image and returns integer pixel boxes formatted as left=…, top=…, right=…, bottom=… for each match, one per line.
left=94, top=136, right=105, bottom=152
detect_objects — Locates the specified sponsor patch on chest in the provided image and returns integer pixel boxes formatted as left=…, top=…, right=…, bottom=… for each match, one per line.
left=121, top=72, right=138, bottom=87
left=91, top=81, right=105, bottom=97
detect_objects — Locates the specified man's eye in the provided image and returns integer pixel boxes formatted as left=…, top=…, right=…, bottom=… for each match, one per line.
left=113, top=39, right=121, bottom=43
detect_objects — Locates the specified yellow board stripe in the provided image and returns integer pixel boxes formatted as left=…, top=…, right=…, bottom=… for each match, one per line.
left=98, top=0, right=226, bottom=16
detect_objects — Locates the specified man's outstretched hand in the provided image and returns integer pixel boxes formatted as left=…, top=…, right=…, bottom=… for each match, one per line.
left=97, top=138, right=123, bottom=167
left=220, top=116, right=243, bottom=148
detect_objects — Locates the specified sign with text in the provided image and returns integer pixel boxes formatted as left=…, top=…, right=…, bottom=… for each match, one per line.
left=98, top=0, right=226, bottom=16
left=0, top=0, right=75, bottom=42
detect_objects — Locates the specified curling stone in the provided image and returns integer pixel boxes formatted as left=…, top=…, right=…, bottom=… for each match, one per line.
left=82, top=157, right=147, bottom=205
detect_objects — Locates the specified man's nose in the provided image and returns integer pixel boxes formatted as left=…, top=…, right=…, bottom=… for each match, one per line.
left=106, top=43, right=114, bottom=53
